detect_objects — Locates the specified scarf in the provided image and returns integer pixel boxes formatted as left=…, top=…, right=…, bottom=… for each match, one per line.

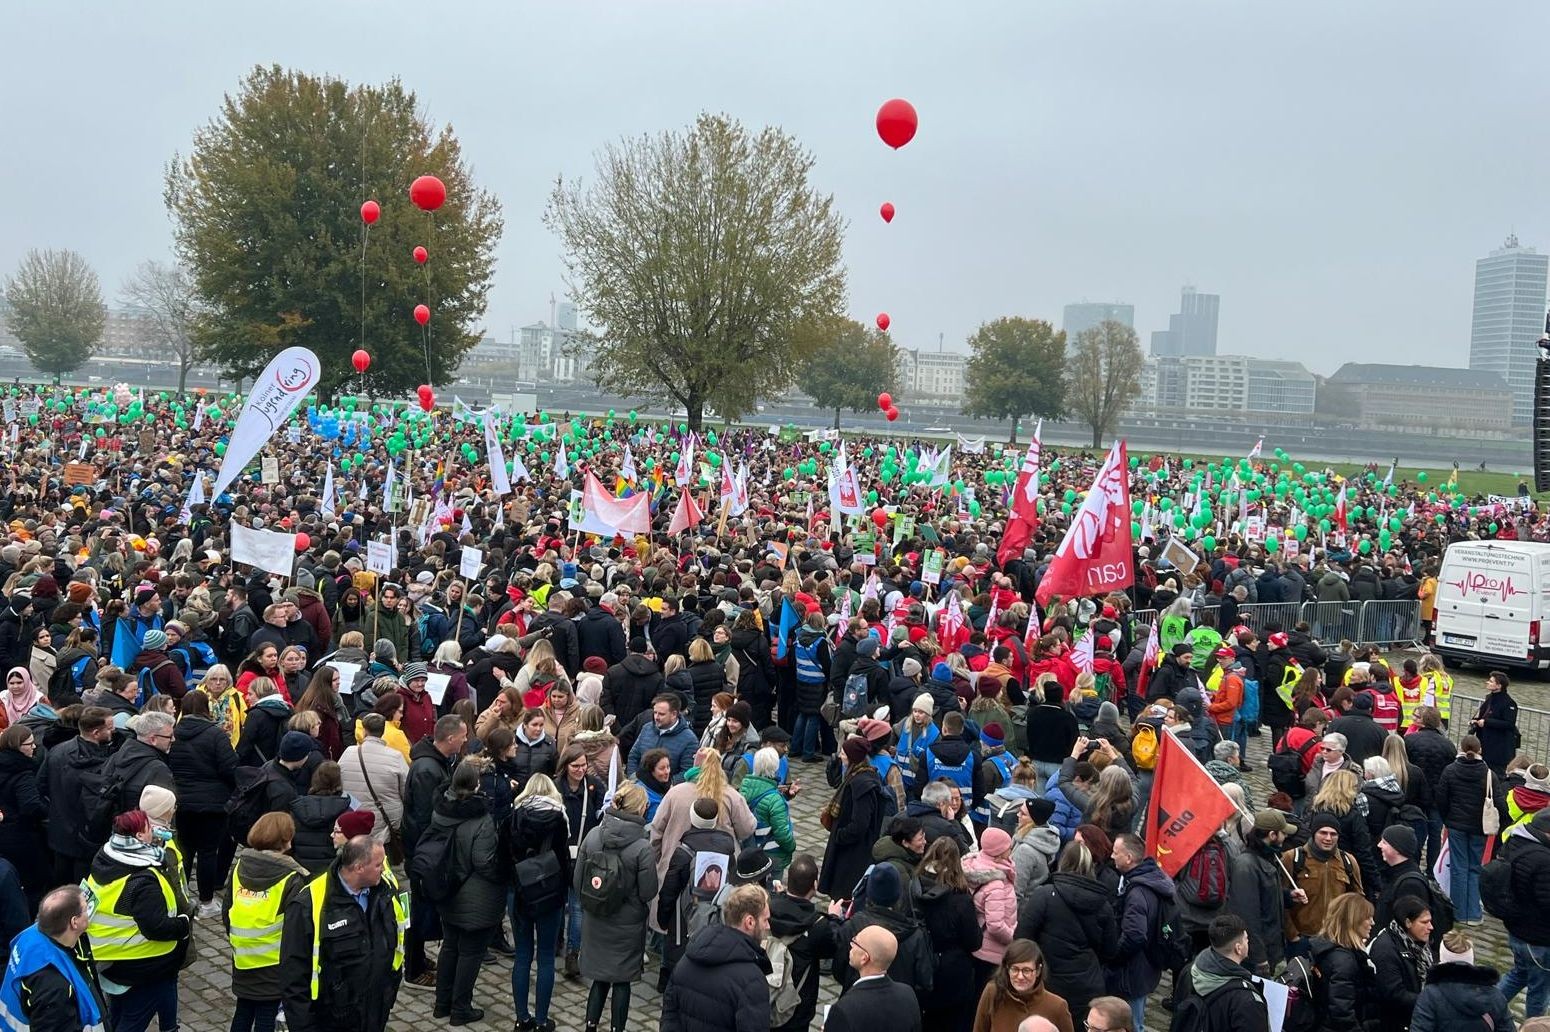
left=104, top=833, right=164, bottom=868
left=1387, top=919, right=1432, bottom=988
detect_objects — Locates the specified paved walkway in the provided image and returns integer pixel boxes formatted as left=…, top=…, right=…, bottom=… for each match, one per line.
left=179, top=725, right=1529, bottom=1030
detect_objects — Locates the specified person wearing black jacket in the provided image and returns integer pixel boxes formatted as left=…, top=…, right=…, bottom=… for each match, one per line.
left=522, top=603, right=580, bottom=680
left=0, top=727, right=45, bottom=909
left=288, top=764, right=352, bottom=876
left=277, top=836, right=402, bottom=1032
left=430, top=761, right=502, bottom=1025
left=818, top=742, right=888, bottom=901
left=600, top=641, right=663, bottom=724
left=769, top=855, right=837, bottom=1032
left=464, top=644, right=521, bottom=709
left=1328, top=693, right=1388, bottom=766
left=1435, top=736, right=1497, bottom=924
left=912, top=838, right=983, bottom=1032
left=401, top=714, right=466, bottom=988
left=95, top=715, right=176, bottom=829
left=659, top=886, right=777, bottom=1032
left=507, top=777, right=572, bottom=1028
left=1, top=885, right=107, bottom=1032
left=729, top=613, right=778, bottom=729
left=1172, top=914, right=1270, bottom=1032
left=166, top=691, right=238, bottom=912
left=575, top=599, right=626, bottom=668
left=651, top=598, right=692, bottom=665
left=1368, top=895, right=1433, bottom=1032
left=1471, top=670, right=1519, bottom=775
left=38, top=706, right=116, bottom=886
left=1014, top=845, right=1118, bottom=1022
left=1308, top=894, right=1379, bottom=1032
left=1405, top=707, right=1456, bottom=868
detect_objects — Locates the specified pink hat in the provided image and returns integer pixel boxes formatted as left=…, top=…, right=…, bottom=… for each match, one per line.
left=980, top=827, right=1013, bottom=858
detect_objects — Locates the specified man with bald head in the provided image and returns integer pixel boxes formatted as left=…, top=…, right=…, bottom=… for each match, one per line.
left=1017, top=1018, right=1061, bottom=1032
left=826, top=924, right=923, bottom=1032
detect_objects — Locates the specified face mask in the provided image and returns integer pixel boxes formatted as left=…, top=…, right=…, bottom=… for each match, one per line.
left=153, top=827, right=174, bottom=844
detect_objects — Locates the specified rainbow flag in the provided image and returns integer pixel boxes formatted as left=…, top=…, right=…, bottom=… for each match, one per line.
left=432, top=458, right=446, bottom=498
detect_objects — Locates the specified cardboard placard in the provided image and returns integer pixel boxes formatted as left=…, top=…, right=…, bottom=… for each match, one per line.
left=1160, top=536, right=1201, bottom=575
left=139, top=429, right=155, bottom=454
left=63, top=462, right=96, bottom=486
left=260, top=456, right=280, bottom=484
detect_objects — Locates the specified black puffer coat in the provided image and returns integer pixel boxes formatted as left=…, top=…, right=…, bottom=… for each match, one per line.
left=289, top=794, right=352, bottom=875
left=1014, top=871, right=1119, bottom=1016
left=575, top=606, right=626, bottom=667
left=508, top=730, right=558, bottom=792
left=1403, top=727, right=1455, bottom=801
left=685, top=660, right=727, bottom=732
left=660, top=922, right=773, bottom=1032
left=1308, top=935, right=1378, bottom=1032
left=1435, top=754, right=1493, bottom=835
left=430, top=792, right=503, bottom=931
left=1410, top=961, right=1513, bottom=1032
left=168, top=715, right=238, bottom=813
left=0, top=747, right=46, bottom=893
left=912, top=873, right=983, bottom=1013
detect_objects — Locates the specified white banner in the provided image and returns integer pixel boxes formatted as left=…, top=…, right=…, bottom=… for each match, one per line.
left=459, top=546, right=483, bottom=580
left=208, top=347, right=321, bottom=500
left=230, top=523, right=297, bottom=578
left=366, top=539, right=395, bottom=575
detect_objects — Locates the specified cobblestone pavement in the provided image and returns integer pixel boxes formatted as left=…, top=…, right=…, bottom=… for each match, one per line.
left=181, top=672, right=1530, bottom=1030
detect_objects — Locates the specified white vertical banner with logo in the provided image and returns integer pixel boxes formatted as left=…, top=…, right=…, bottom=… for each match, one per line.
left=483, top=410, right=511, bottom=496
left=208, top=347, right=321, bottom=501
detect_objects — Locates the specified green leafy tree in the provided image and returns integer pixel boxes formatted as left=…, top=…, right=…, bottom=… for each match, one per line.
left=165, top=65, right=503, bottom=399
left=797, top=318, right=900, bottom=429
left=1067, top=319, right=1144, bottom=446
left=2, top=249, right=105, bottom=384
left=545, top=112, right=847, bottom=430
left=961, top=317, right=1065, bottom=442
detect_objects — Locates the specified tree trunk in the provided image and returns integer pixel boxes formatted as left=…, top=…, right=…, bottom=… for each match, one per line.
left=1008, top=414, right=1019, bottom=444
left=686, top=392, right=704, bottom=432
left=177, top=360, right=190, bottom=400
left=833, top=407, right=841, bottom=431
left=1090, top=423, right=1102, bottom=448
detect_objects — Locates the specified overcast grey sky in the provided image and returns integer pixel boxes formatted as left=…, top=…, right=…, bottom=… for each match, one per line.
left=3, top=1, right=1547, bottom=375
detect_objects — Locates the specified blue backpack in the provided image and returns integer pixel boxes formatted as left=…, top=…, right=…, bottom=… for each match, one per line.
left=171, top=641, right=217, bottom=688
left=136, top=660, right=172, bottom=706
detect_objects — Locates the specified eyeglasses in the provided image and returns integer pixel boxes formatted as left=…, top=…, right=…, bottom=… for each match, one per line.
left=1008, top=964, right=1040, bottom=979
left=1085, top=1025, right=1117, bottom=1032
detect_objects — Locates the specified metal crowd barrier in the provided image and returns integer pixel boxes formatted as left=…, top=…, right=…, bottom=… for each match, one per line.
left=1454, top=691, right=1550, bottom=765
left=1122, top=599, right=1423, bottom=648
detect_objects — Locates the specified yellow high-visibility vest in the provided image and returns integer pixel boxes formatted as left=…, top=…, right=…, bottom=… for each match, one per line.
left=83, top=868, right=178, bottom=962
left=304, top=868, right=406, bottom=999
left=228, top=865, right=299, bottom=971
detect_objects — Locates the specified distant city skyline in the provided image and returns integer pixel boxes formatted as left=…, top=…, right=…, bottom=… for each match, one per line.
left=1467, top=234, right=1548, bottom=424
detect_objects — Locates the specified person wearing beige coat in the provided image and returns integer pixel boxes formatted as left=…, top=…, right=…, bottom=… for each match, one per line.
left=338, top=715, right=409, bottom=846
left=647, top=749, right=756, bottom=927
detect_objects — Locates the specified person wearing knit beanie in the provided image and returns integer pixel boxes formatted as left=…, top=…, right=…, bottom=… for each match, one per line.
left=980, top=722, right=1005, bottom=750
left=1380, top=824, right=1418, bottom=861
left=66, top=581, right=94, bottom=605
left=841, top=737, right=869, bottom=766
left=930, top=662, right=953, bottom=683
left=901, top=657, right=922, bottom=679
left=334, top=809, right=376, bottom=842
left=855, top=718, right=891, bottom=744
left=912, top=693, right=935, bottom=717
left=139, top=784, right=177, bottom=824
left=979, top=827, right=1013, bottom=858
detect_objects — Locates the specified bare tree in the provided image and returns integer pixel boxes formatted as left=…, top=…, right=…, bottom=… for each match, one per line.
left=1067, top=320, right=1144, bottom=446
left=121, top=260, right=199, bottom=397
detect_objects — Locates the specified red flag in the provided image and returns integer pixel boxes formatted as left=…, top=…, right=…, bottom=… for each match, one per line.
left=1143, top=729, right=1239, bottom=877
left=997, top=425, right=1042, bottom=567
left=667, top=490, right=704, bottom=536
left=1035, top=440, right=1133, bottom=605
left=1135, top=618, right=1161, bottom=700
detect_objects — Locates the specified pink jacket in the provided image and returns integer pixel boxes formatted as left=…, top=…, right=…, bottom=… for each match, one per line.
left=963, top=848, right=1018, bottom=964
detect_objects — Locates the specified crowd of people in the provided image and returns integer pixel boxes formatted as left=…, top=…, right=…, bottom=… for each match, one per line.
left=0, top=385, right=1544, bottom=1031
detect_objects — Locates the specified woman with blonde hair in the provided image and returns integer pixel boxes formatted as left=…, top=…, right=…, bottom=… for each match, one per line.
left=541, top=677, right=582, bottom=756
left=507, top=771, right=571, bottom=1028
left=570, top=703, right=618, bottom=782
left=512, top=638, right=570, bottom=708
left=648, top=747, right=755, bottom=888
left=201, top=663, right=245, bottom=745
left=1083, top=763, right=1138, bottom=839
left=1309, top=766, right=1381, bottom=897
left=1309, top=893, right=1378, bottom=1031
left=474, top=685, right=526, bottom=740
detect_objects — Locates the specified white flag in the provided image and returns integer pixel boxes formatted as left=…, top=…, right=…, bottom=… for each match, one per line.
left=180, top=470, right=206, bottom=523
left=209, top=347, right=321, bottom=501
left=320, top=463, right=336, bottom=517
left=483, top=410, right=511, bottom=496
left=192, top=402, right=205, bottom=431
left=555, top=439, right=570, bottom=479
left=382, top=462, right=397, bottom=509
left=510, top=453, right=531, bottom=483
left=621, top=445, right=637, bottom=483
left=927, top=446, right=953, bottom=489
left=1247, top=437, right=1263, bottom=460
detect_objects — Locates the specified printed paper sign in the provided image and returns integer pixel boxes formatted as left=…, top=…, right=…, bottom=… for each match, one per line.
left=260, top=456, right=280, bottom=484
left=1159, top=536, right=1201, bottom=575
left=424, top=672, right=452, bottom=706
left=366, top=539, right=395, bottom=576
left=286, top=424, right=302, bottom=444
left=922, top=549, right=946, bottom=586
left=328, top=661, right=362, bottom=697
left=459, top=547, right=483, bottom=580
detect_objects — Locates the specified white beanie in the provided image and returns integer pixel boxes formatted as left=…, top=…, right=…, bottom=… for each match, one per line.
left=912, top=693, right=935, bottom=716
left=1438, top=936, right=1474, bottom=966
left=140, top=784, right=177, bottom=822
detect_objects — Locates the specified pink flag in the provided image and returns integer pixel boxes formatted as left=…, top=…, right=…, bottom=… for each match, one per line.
left=581, top=473, right=652, bottom=537
left=667, top=490, right=704, bottom=536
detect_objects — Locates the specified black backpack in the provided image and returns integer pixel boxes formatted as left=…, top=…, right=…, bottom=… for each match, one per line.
left=1268, top=732, right=1319, bottom=798
left=1169, top=977, right=1264, bottom=1032
left=1147, top=894, right=1192, bottom=972
left=1480, top=850, right=1516, bottom=921
left=409, top=820, right=459, bottom=902
left=1391, top=868, right=1455, bottom=938
left=224, top=766, right=284, bottom=846
left=81, top=766, right=127, bottom=848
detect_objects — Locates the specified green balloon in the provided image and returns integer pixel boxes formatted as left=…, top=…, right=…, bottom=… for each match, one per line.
left=1131, top=521, right=1142, bottom=538
left=1201, top=535, right=1216, bottom=552
left=1265, top=536, right=1280, bottom=553
left=1417, top=471, right=1428, bottom=483
left=1132, top=500, right=1144, bottom=516
left=1294, top=525, right=1308, bottom=541
left=214, top=442, right=227, bottom=456
left=1358, top=539, right=1372, bottom=554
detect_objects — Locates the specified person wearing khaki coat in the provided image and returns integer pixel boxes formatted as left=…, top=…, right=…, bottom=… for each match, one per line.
left=339, top=713, right=408, bottom=846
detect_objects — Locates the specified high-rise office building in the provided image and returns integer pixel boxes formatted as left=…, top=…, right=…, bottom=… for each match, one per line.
left=1061, top=302, right=1134, bottom=344
left=1149, top=286, right=1219, bottom=358
left=1468, top=234, right=1548, bottom=424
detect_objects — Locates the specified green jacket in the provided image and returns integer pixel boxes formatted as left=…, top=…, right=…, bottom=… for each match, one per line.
left=739, top=774, right=795, bottom=865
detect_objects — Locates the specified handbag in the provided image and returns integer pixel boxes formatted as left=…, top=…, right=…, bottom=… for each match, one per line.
left=1482, top=767, right=1501, bottom=837
left=356, top=745, right=406, bottom=864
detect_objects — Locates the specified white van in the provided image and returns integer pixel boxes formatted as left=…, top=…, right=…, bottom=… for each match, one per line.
left=1434, top=540, right=1550, bottom=670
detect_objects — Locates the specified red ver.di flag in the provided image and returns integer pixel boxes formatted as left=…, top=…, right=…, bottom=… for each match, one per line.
left=1143, top=729, right=1240, bottom=877
left=1035, top=440, right=1133, bottom=605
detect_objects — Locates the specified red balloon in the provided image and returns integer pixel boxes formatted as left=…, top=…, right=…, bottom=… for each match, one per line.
left=409, top=175, right=447, bottom=212
left=876, top=99, right=918, bottom=150
left=294, top=532, right=310, bottom=552
left=418, top=391, right=435, bottom=413
left=880, top=202, right=895, bottom=223
left=871, top=508, right=889, bottom=528
left=360, top=200, right=380, bottom=225
left=413, top=304, right=430, bottom=326
left=876, top=312, right=890, bottom=332
left=877, top=392, right=892, bottom=409
left=351, top=349, right=371, bottom=374
left=417, top=383, right=433, bottom=400
left=413, top=245, right=428, bottom=264
left=885, top=407, right=899, bottom=422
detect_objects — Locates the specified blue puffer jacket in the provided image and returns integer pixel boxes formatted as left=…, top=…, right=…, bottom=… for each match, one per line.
left=627, top=716, right=699, bottom=781
left=1106, top=856, right=1175, bottom=999
left=1043, top=771, right=1084, bottom=843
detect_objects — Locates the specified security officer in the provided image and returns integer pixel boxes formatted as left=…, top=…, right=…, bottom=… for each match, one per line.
left=278, top=835, right=406, bottom=1032
left=0, top=885, right=107, bottom=1032
left=82, top=808, right=192, bottom=1032
left=224, top=811, right=309, bottom=1032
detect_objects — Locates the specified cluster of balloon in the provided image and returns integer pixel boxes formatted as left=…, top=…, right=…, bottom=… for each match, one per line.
left=873, top=98, right=916, bottom=411
left=416, top=383, right=435, bottom=413
left=877, top=391, right=899, bottom=422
